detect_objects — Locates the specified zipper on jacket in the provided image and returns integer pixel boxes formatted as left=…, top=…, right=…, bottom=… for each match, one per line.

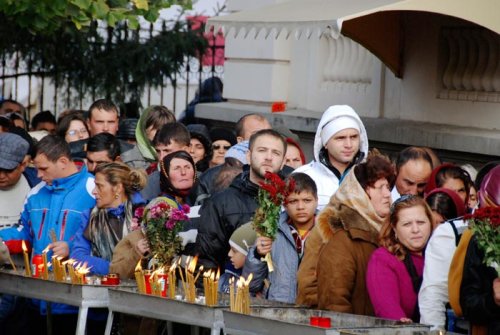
left=59, top=210, right=68, bottom=241
left=37, top=209, right=47, bottom=240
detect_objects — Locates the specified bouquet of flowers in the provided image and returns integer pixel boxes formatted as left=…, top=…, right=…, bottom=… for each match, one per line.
left=465, top=206, right=500, bottom=275
left=139, top=197, right=190, bottom=267
left=252, top=172, right=295, bottom=272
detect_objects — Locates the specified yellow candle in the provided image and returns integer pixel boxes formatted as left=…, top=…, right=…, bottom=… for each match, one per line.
left=21, top=241, right=31, bottom=277
left=42, top=247, right=49, bottom=280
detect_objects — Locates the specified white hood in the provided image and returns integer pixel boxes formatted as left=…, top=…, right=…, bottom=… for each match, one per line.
left=313, top=105, right=369, bottom=163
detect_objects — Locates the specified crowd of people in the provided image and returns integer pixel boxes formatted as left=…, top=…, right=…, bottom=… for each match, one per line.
left=0, top=97, right=499, bottom=335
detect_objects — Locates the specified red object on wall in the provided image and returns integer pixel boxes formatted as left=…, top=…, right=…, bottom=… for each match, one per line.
left=271, top=101, right=287, bottom=113
left=187, top=15, right=225, bottom=66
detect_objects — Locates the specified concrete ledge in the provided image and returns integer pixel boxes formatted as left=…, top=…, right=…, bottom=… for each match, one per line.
left=196, top=102, right=500, bottom=158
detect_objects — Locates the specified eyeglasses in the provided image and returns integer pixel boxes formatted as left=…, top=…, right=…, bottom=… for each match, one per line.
left=212, top=144, right=231, bottom=150
left=67, top=128, right=89, bottom=137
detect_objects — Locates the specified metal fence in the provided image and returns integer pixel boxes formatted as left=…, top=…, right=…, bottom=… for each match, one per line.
left=0, top=21, right=225, bottom=119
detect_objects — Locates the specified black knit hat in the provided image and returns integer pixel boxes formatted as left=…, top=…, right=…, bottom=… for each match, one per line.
left=209, top=127, right=237, bottom=146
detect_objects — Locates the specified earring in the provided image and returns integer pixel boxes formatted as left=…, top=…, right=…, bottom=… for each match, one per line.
left=394, top=232, right=398, bottom=240
left=115, top=193, right=119, bottom=199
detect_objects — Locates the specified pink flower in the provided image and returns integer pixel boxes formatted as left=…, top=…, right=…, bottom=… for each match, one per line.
left=130, top=217, right=140, bottom=231
left=134, top=207, right=144, bottom=218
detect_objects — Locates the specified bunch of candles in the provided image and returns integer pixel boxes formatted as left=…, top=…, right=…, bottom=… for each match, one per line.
left=178, top=256, right=203, bottom=303
left=51, top=256, right=67, bottom=282
left=66, top=260, right=90, bottom=284
left=229, top=274, right=253, bottom=314
left=203, top=268, right=220, bottom=306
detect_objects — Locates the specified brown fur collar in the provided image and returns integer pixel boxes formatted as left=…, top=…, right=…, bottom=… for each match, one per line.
left=317, top=204, right=380, bottom=245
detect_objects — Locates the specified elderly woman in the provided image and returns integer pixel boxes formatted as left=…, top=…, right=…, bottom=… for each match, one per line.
left=71, top=162, right=147, bottom=275
left=367, top=195, right=433, bottom=322
left=159, top=150, right=197, bottom=204
left=298, top=154, right=395, bottom=315
left=110, top=151, right=197, bottom=278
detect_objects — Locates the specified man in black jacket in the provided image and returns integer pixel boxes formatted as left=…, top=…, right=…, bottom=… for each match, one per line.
left=195, top=129, right=286, bottom=269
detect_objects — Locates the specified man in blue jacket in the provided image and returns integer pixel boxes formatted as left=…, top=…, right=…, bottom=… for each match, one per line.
left=0, top=135, right=95, bottom=334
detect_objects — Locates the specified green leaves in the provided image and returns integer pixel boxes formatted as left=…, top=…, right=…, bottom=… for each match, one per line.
left=0, top=0, right=191, bottom=33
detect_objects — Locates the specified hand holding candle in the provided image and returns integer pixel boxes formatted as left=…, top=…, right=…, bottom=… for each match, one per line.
left=48, top=241, right=69, bottom=258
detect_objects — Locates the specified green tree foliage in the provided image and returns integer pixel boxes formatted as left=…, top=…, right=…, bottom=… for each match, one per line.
left=0, top=0, right=192, bottom=32
left=0, top=1, right=208, bottom=106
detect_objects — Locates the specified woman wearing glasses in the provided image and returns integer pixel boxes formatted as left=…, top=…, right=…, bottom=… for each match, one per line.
left=209, top=127, right=236, bottom=168
left=367, top=195, right=433, bottom=322
left=305, top=153, right=395, bottom=315
left=56, top=112, right=90, bottom=143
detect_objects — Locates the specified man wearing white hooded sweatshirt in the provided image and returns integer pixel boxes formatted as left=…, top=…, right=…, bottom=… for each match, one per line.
left=295, top=105, right=369, bottom=210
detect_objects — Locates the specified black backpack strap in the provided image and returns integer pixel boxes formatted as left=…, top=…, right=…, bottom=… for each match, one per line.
left=448, top=220, right=461, bottom=246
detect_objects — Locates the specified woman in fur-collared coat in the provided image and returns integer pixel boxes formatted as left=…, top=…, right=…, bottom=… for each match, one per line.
left=297, top=154, right=395, bottom=315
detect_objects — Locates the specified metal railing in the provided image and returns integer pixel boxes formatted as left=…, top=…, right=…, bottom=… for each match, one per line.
left=0, top=21, right=225, bottom=119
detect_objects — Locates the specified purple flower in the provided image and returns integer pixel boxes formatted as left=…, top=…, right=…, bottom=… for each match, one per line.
left=165, top=219, right=176, bottom=230
left=134, top=207, right=145, bottom=218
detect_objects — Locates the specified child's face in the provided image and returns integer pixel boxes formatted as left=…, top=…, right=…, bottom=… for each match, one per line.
left=285, top=191, right=317, bottom=226
left=228, top=247, right=246, bottom=269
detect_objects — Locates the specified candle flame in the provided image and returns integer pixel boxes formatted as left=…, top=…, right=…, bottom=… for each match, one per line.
left=22, top=240, right=28, bottom=252
left=42, top=246, right=50, bottom=253
left=77, top=267, right=91, bottom=275
left=169, top=262, right=177, bottom=272
left=188, top=255, right=198, bottom=273
left=135, top=259, right=142, bottom=272
left=216, top=268, right=220, bottom=280
left=245, top=273, right=253, bottom=286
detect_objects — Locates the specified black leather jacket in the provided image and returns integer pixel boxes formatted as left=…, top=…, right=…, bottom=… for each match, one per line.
left=195, top=167, right=259, bottom=269
left=460, top=236, right=500, bottom=335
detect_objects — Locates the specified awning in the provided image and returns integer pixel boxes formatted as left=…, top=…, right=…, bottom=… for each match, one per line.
left=208, top=0, right=499, bottom=77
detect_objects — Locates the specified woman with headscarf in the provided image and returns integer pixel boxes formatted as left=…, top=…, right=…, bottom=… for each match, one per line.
left=367, top=195, right=433, bottom=322
left=71, top=162, right=147, bottom=275
left=297, top=154, right=395, bottom=314
left=425, top=187, right=466, bottom=230
left=460, top=165, right=500, bottom=335
left=110, top=151, right=198, bottom=280
left=135, top=106, right=175, bottom=161
left=159, top=150, right=197, bottom=205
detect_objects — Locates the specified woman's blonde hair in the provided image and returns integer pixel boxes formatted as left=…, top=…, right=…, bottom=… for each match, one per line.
left=379, top=195, right=433, bottom=260
left=94, top=162, right=147, bottom=197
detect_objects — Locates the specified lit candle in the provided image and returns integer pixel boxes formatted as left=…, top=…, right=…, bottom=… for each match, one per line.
left=134, top=260, right=145, bottom=294
left=21, top=241, right=31, bottom=276
left=41, top=247, right=49, bottom=280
